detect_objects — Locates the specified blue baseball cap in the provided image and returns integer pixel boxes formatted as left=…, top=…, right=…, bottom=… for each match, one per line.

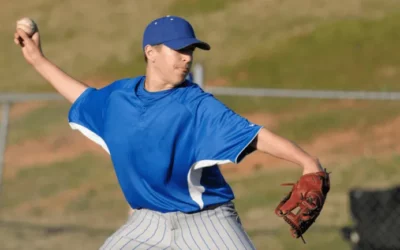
left=142, top=15, right=211, bottom=51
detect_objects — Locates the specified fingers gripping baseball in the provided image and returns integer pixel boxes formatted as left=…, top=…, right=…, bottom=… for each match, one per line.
left=14, top=18, right=43, bottom=65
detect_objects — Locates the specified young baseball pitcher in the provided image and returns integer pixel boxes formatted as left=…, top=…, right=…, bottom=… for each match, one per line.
left=14, top=15, right=330, bottom=249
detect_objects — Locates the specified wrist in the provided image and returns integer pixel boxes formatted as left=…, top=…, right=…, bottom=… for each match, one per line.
left=302, top=157, right=323, bottom=175
left=31, top=54, right=47, bottom=68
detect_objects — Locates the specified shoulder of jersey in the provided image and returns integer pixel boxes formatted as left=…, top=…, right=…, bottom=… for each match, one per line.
left=175, top=80, right=213, bottom=109
left=109, top=77, right=142, bottom=90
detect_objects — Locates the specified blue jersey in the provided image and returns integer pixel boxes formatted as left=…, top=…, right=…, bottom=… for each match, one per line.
left=68, top=76, right=262, bottom=213
left=186, top=72, right=193, bottom=81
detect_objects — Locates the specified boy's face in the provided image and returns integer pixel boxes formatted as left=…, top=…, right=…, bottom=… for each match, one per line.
left=147, top=44, right=195, bottom=86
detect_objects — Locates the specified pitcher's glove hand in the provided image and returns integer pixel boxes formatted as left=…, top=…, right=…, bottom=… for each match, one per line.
left=275, top=169, right=330, bottom=243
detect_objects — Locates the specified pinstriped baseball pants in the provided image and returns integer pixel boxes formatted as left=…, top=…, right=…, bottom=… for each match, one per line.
left=99, top=202, right=256, bottom=250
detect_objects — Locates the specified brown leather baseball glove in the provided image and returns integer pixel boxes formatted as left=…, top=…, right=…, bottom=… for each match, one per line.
left=275, top=169, right=330, bottom=243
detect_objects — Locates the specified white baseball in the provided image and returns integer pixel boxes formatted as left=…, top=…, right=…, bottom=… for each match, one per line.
left=16, top=17, right=38, bottom=37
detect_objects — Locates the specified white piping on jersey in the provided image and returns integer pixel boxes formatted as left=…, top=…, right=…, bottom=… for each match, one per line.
left=234, top=126, right=263, bottom=164
left=188, top=160, right=230, bottom=209
left=69, top=122, right=110, bottom=154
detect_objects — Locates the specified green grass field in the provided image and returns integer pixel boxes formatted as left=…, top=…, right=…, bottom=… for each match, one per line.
left=1, top=0, right=400, bottom=249
left=222, top=12, right=400, bottom=91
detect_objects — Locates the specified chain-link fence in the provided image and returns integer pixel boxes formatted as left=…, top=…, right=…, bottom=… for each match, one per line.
left=341, top=186, right=400, bottom=250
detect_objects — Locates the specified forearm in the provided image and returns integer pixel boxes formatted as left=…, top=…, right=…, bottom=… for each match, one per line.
left=33, top=56, right=88, bottom=103
left=252, top=128, right=322, bottom=173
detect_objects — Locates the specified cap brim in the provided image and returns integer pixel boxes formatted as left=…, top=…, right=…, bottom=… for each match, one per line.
left=164, top=38, right=211, bottom=51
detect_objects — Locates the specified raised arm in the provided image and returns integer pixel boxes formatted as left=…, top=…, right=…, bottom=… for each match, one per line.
left=250, top=127, right=324, bottom=175
left=14, top=25, right=88, bottom=103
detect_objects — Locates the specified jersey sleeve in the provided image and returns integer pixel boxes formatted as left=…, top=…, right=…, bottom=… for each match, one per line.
left=194, top=94, right=263, bottom=166
left=68, top=84, right=115, bottom=153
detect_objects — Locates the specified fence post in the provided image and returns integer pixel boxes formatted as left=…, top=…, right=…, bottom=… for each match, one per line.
left=193, top=63, right=204, bottom=88
left=0, top=102, right=10, bottom=195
